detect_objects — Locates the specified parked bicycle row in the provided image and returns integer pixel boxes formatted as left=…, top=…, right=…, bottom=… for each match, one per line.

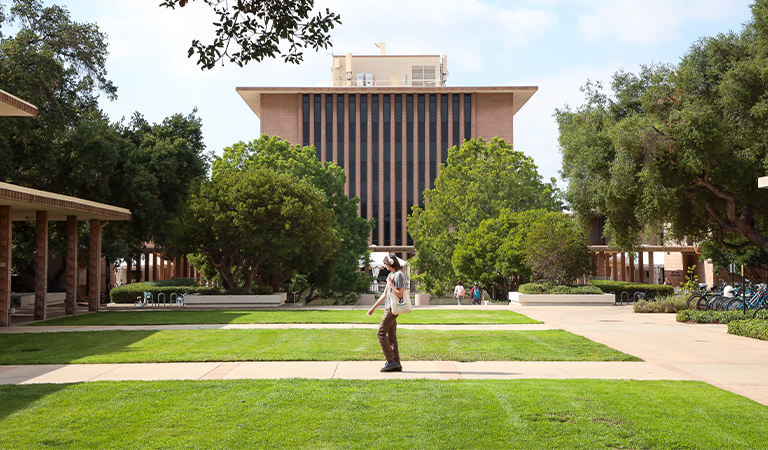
left=687, top=279, right=768, bottom=312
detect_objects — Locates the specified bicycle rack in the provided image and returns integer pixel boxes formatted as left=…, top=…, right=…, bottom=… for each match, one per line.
left=619, top=291, right=630, bottom=305
left=610, top=291, right=617, bottom=305
left=170, top=292, right=185, bottom=306
left=157, top=293, right=166, bottom=307
left=633, top=292, right=646, bottom=302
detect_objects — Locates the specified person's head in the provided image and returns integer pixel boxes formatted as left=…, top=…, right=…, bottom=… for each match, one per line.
left=473, top=282, right=477, bottom=287
left=457, top=281, right=463, bottom=286
left=383, top=253, right=401, bottom=271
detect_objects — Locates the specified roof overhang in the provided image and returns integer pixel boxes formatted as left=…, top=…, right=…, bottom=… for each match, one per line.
left=236, top=86, right=538, bottom=118
left=0, top=89, right=38, bottom=117
left=0, top=182, right=132, bottom=221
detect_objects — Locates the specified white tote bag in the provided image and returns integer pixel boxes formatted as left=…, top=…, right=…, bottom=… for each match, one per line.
left=390, top=290, right=412, bottom=315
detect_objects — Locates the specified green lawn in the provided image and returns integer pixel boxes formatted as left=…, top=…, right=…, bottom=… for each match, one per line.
left=28, top=309, right=540, bottom=326
left=0, top=329, right=638, bottom=364
left=0, top=379, right=764, bottom=449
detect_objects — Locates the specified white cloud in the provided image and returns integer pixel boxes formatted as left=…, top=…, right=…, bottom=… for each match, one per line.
left=576, top=0, right=749, bottom=46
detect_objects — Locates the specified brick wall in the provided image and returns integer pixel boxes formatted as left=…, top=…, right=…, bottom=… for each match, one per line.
left=475, top=93, right=514, bottom=144
left=260, top=94, right=300, bottom=144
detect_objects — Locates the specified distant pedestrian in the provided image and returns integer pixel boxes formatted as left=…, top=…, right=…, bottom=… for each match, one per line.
left=367, top=253, right=404, bottom=373
left=664, top=277, right=672, bottom=285
left=470, top=283, right=483, bottom=305
left=453, top=281, right=465, bottom=305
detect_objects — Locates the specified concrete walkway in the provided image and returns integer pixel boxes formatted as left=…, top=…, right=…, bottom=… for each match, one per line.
left=1, top=305, right=767, bottom=405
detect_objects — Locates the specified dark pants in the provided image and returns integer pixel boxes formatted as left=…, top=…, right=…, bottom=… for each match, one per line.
left=378, top=308, right=399, bottom=363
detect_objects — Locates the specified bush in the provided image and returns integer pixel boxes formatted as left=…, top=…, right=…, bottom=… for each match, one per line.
left=728, top=319, right=768, bottom=340
left=634, top=295, right=688, bottom=313
left=518, top=283, right=603, bottom=295
left=676, top=309, right=768, bottom=324
left=590, top=280, right=674, bottom=300
left=110, top=282, right=208, bottom=304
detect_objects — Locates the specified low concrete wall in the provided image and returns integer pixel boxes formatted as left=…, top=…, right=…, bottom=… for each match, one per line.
left=19, top=292, right=66, bottom=308
left=509, top=292, right=615, bottom=306
left=361, top=294, right=376, bottom=306
left=184, top=292, right=287, bottom=308
left=415, top=294, right=430, bottom=306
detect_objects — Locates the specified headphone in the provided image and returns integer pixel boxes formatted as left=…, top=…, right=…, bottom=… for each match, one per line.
left=387, top=256, right=394, bottom=265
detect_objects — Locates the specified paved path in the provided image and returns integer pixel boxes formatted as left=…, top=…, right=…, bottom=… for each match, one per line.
left=2, top=305, right=767, bottom=406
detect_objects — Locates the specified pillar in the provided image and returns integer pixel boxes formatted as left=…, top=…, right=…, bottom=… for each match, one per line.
left=605, top=252, right=611, bottom=280
left=620, top=252, right=626, bottom=282
left=160, top=256, right=165, bottom=281
left=0, top=206, right=11, bottom=327
left=35, top=211, right=48, bottom=320
left=638, top=252, right=645, bottom=283
left=65, top=215, right=78, bottom=315
left=612, top=252, right=618, bottom=281
left=649, top=252, right=655, bottom=284
left=183, top=256, right=189, bottom=278
left=143, top=252, right=150, bottom=283
left=88, top=219, right=102, bottom=312
left=126, top=257, right=132, bottom=284
left=591, top=253, right=598, bottom=276
left=174, top=257, right=180, bottom=279
left=629, top=252, right=635, bottom=282
left=135, top=252, right=141, bottom=282
left=152, top=252, right=158, bottom=281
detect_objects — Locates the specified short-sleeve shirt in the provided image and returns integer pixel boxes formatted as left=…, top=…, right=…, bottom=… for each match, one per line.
left=385, top=270, right=406, bottom=310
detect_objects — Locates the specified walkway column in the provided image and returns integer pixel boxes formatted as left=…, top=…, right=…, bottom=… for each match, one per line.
left=143, top=252, right=150, bottom=283
left=152, top=253, right=158, bottom=281
left=135, top=252, right=141, bottom=282
left=126, top=257, right=132, bottom=284
left=0, top=206, right=11, bottom=327
left=612, top=253, right=618, bottom=281
left=160, top=256, right=165, bottom=281
left=620, top=252, right=626, bottom=281
left=629, top=253, right=635, bottom=282
left=591, top=253, right=598, bottom=277
left=648, top=252, right=655, bottom=284
left=605, top=253, right=611, bottom=280
left=638, top=251, right=645, bottom=283
left=183, top=256, right=189, bottom=278
left=88, top=219, right=102, bottom=312
left=35, top=211, right=48, bottom=320
left=65, top=215, right=78, bottom=316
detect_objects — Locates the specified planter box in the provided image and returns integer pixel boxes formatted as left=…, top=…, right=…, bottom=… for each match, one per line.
left=360, top=294, right=376, bottom=306
left=415, top=294, right=430, bottom=306
left=509, top=292, right=615, bottom=306
left=183, top=292, right=287, bottom=308
left=19, top=292, right=66, bottom=308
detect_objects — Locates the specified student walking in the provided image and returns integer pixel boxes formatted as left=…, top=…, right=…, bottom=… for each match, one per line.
left=367, top=253, right=405, bottom=373
left=470, top=283, right=483, bottom=305
left=453, top=281, right=465, bottom=305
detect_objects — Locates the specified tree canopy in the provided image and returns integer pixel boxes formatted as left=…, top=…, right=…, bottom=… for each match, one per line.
left=557, top=0, right=768, bottom=255
left=160, top=0, right=341, bottom=70
left=167, top=167, right=339, bottom=293
left=408, top=138, right=561, bottom=295
left=212, top=135, right=373, bottom=301
left=0, top=0, right=209, bottom=276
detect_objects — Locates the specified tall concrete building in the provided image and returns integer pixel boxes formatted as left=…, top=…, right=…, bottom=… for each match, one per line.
left=237, top=46, right=537, bottom=252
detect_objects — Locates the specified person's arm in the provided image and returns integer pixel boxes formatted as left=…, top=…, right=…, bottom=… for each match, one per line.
left=367, top=291, right=387, bottom=316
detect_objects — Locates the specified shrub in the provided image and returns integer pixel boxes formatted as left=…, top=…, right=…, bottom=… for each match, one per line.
left=518, top=283, right=603, bottom=295
left=676, top=309, right=768, bottom=324
left=525, top=213, right=593, bottom=284
left=110, top=282, right=208, bottom=304
left=633, top=295, right=688, bottom=313
left=728, top=319, right=768, bottom=340
left=590, top=280, right=674, bottom=300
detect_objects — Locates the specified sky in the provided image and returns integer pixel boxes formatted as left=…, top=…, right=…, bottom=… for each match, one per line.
left=31, top=0, right=756, bottom=185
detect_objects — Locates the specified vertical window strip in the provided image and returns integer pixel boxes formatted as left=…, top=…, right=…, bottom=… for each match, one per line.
left=326, top=94, right=333, bottom=162
left=383, top=94, right=391, bottom=246
left=371, top=94, right=379, bottom=245
left=418, top=94, right=425, bottom=209
left=349, top=94, right=356, bottom=199
left=314, top=94, right=322, bottom=159
left=360, top=94, right=368, bottom=220
left=395, top=94, right=402, bottom=246
left=429, top=94, right=437, bottom=190
left=302, top=94, right=310, bottom=147
left=465, top=93, right=472, bottom=141
left=337, top=94, right=345, bottom=169
left=453, top=94, right=460, bottom=149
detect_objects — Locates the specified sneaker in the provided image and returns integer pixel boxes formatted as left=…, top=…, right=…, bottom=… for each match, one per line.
left=394, top=364, right=403, bottom=372
left=380, top=361, right=400, bottom=373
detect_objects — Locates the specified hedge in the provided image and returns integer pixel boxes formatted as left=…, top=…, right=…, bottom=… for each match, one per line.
left=633, top=295, right=687, bottom=313
left=109, top=281, right=274, bottom=303
left=676, top=309, right=768, bottom=324
left=590, top=280, right=674, bottom=300
left=518, top=283, right=603, bottom=295
left=728, top=319, right=768, bottom=341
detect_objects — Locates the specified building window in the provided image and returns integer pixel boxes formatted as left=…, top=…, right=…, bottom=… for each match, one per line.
left=406, top=94, right=414, bottom=246
left=395, top=94, right=402, bottom=246
left=383, top=94, right=391, bottom=246
left=314, top=94, right=321, bottom=159
left=418, top=94, right=425, bottom=209
left=452, top=94, right=460, bottom=149
left=360, top=94, right=368, bottom=220
left=441, top=94, right=448, bottom=165
left=371, top=94, right=379, bottom=245
left=302, top=94, right=310, bottom=147
left=429, top=94, right=437, bottom=190
left=349, top=94, right=356, bottom=197
left=337, top=94, right=345, bottom=169
left=465, top=93, right=472, bottom=142
left=326, top=94, right=333, bottom=162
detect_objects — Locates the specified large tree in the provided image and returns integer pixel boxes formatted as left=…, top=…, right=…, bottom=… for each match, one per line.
left=212, top=135, right=373, bottom=301
left=408, top=138, right=561, bottom=295
left=0, top=0, right=208, bottom=281
left=558, top=0, right=768, bottom=254
left=167, top=167, right=339, bottom=293
left=160, top=0, right=341, bottom=70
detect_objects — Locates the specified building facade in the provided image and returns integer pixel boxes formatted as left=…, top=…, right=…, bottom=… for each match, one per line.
left=237, top=50, right=537, bottom=251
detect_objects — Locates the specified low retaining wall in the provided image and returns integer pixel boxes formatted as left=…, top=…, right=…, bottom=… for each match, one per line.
left=183, top=292, right=287, bottom=308
left=509, top=292, right=615, bottom=306
left=19, top=292, right=66, bottom=308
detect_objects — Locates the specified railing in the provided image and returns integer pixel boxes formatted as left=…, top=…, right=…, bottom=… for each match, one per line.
left=312, top=80, right=441, bottom=87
